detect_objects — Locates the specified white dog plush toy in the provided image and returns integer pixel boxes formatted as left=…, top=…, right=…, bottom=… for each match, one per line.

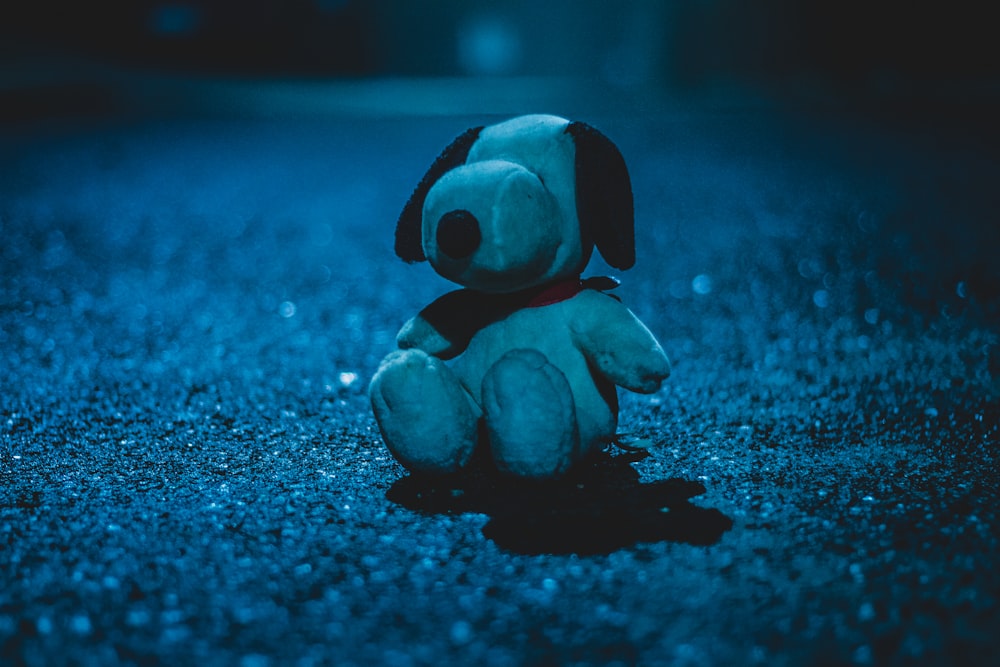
left=370, top=114, right=670, bottom=478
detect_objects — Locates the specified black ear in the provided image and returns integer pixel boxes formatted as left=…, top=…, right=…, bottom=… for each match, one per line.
left=395, top=126, right=484, bottom=262
left=565, top=122, right=635, bottom=270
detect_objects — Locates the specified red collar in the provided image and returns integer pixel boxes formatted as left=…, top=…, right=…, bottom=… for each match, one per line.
left=524, top=275, right=620, bottom=308
left=526, top=278, right=584, bottom=307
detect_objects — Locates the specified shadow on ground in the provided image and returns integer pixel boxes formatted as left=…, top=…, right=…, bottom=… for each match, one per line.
left=387, top=451, right=733, bottom=555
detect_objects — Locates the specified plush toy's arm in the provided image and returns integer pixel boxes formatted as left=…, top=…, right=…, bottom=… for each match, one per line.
left=397, top=288, right=516, bottom=360
left=397, top=313, right=461, bottom=358
left=570, top=290, right=670, bottom=393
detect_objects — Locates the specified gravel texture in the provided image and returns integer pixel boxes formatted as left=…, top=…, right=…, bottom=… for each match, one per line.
left=1, top=106, right=998, bottom=666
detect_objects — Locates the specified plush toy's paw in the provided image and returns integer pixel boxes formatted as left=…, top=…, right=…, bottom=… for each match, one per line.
left=370, top=349, right=479, bottom=474
left=481, top=349, right=580, bottom=478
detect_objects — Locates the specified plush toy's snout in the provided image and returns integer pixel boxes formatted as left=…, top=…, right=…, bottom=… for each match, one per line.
left=424, top=159, right=564, bottom=291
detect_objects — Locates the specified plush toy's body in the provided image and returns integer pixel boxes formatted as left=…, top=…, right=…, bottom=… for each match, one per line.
left=371, top=115, right=670, bottom=478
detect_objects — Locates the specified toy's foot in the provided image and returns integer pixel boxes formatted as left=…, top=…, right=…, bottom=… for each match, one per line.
left=370, top=349, right=479, bottom=474
left=481, top=349, right=579, bottom=478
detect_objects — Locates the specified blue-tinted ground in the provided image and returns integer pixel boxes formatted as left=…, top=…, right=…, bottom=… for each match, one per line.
left=1, top=94, right=998, bottom=666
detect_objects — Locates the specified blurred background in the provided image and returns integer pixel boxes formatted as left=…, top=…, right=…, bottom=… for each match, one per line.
left=2, top=0, right=998, bottom=122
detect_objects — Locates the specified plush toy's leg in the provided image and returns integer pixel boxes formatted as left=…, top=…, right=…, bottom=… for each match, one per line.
left=370, top=349, right=480, bottom=474
left=481, top=349, right=580, bottom=478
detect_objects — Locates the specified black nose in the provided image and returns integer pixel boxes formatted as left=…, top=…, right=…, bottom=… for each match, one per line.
left=436, top=209, right=481, bottom=259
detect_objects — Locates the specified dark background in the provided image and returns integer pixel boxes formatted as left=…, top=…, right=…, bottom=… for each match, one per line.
left=3, top=0, right=999, bottom=119
left=2, top=2, right=998, bottom=665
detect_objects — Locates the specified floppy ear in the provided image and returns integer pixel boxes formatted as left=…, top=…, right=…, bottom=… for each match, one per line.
left=565, top=122, right=635, bottom=270
left=395, top=126, right=484, bottom=262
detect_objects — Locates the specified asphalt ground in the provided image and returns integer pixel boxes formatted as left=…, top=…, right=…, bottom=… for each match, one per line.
left=1, top=99, right=998, bottom=665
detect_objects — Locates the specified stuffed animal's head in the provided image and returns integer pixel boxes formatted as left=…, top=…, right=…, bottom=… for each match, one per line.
left=395, top=114, right=634, bottom=293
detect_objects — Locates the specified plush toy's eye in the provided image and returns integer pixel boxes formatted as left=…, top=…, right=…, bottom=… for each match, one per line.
left=436, top=209, right=481, bottom=260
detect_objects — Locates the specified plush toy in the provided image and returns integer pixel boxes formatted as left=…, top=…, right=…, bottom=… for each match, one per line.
left=370, top=114, right=670, bottom=479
